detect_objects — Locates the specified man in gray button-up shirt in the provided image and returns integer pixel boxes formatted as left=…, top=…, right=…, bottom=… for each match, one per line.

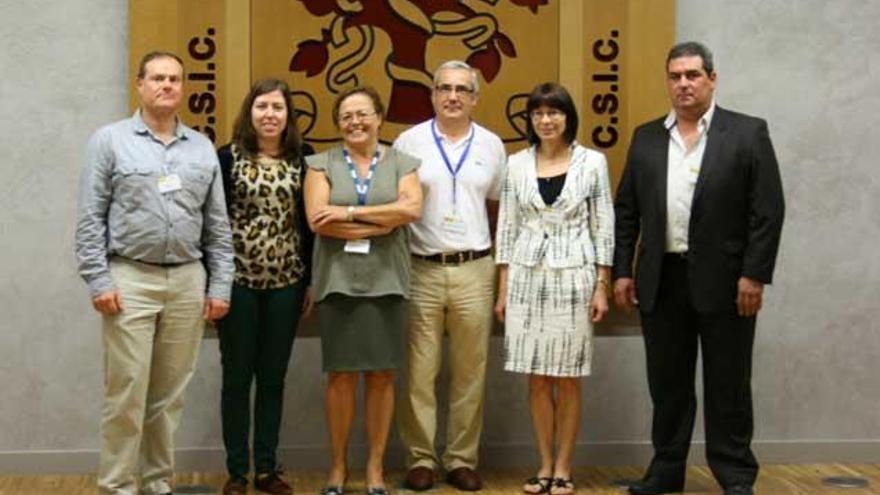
left=75, top=51, right=233, bottom=495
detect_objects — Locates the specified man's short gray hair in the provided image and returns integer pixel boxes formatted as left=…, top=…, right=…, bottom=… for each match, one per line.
left=433, top=60, right=480, bottom=95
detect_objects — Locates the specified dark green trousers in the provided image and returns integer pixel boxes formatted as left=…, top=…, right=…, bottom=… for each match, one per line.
left=218, top=280, right=306, bottom=478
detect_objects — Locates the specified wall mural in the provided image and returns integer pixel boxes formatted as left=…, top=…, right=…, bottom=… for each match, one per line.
left=131, top=0, right=674, bottom=222
left=130, top=0, right=674, bottom=334
left=253, top=0, right=558, bottom=147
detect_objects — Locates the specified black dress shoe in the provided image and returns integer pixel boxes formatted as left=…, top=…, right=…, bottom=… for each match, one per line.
left=724, top=485, right=753, bottom=495
left=627, top=477, right=685, bottom=494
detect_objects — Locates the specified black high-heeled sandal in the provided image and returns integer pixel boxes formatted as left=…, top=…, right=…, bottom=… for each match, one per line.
left=550, top=477, right=575, bottom=495
left=523, top=476, right=553, bottom=494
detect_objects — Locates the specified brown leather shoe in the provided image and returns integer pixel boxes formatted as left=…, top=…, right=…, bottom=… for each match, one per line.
left=223, top=476, right=248, bottom=495
left=446, top=467, right=482, bottom=491
left=404, top=466, right=435, bottom=491
left=255, top=471, right=293, bottom=495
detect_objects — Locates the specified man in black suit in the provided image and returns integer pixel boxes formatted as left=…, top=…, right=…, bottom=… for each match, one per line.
left=613, top=42, right=785, bottom=495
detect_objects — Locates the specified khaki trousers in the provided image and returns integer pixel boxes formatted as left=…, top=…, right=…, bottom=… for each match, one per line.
left=97, top=259, right=206, bottom=495
left=398, top=256, right=495, bottom=471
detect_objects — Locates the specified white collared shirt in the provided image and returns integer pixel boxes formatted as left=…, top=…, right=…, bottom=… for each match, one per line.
left=393, top=119, right=506, bottom=255
left=664, top=102, right=716, bottom=252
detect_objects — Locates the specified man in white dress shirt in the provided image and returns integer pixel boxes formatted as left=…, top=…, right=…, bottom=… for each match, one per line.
left=394, top=60, right=506, bottom=492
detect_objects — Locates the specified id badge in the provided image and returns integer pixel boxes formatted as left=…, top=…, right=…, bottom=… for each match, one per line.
left=442, top=213, right=467, bottom=236
left=344, top=239, right=371, bottom=254
left=158, top=174, right=182, bottom=194
left=688, top=166, right=700, bottom=186
left=542, top=208, right=564, bottom=225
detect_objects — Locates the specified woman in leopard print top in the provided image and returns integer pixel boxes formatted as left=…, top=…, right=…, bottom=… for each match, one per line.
left=215, top=79, right=314, bottom=495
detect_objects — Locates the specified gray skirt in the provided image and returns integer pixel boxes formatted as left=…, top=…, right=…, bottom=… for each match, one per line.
left=317, top=293, right=406, bottom=372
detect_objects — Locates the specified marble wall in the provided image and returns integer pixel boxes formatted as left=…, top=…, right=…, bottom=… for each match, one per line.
left=0, top=0, right=878, bottom=473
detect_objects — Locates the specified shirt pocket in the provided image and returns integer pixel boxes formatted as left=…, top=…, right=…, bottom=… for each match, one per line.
left=178, top=161, right=215, bottom=204
left=112, top=164, right=155, bottom=211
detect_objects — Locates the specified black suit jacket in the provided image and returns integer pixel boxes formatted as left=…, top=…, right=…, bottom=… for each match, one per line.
left=613, top=106, right=785, bottom=313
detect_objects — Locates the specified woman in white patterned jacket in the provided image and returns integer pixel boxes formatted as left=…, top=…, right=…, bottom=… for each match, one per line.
left=494, top=82, right=614, bottom=495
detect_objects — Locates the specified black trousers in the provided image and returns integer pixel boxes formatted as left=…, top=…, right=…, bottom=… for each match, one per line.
left=217, top=280, right=307, bottom=478
left=639, top=254, right=758, bottom=488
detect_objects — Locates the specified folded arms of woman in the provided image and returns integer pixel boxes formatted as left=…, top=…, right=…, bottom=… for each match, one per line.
left=303, top=168, right=422, bottom=240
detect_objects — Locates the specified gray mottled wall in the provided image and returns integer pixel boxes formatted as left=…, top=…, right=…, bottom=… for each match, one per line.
left=1, top=0, right=878, bottom=474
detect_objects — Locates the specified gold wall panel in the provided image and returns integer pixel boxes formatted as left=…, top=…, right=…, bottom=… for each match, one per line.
left=579, top=0, right=676, bottom=190
left=129, top=0, right=250, bottom=145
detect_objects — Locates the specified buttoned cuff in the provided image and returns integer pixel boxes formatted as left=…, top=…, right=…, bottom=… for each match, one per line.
left=206, top=281, right=232, bottom=301
left=86, top=273, right=115, bottom=298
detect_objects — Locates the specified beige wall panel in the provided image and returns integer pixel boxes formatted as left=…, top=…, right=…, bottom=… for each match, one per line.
left=625, top=2, right=676, bottom=132
left=559, top=1, right=585, bottom=117
left=130, top=0, right=249, bottom=146
left=129, top=0, right=179, bottom=112
left=254, top=0, right=558, bottom=152
left=579, top=0, right=675, bottom=335
left=582, top=0, right=675, bottom=191
left=222, top=1, right=253, bottom=143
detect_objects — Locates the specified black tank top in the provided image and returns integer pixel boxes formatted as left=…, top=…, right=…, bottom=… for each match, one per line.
left=538, top=173, right=567, bottom=205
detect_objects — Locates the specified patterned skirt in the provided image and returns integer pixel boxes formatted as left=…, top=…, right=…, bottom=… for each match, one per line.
left=503, top=262, right=595, bottom=377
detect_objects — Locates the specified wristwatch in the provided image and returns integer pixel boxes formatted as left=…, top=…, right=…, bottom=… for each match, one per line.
left=346, top=205, right=355, bottom=222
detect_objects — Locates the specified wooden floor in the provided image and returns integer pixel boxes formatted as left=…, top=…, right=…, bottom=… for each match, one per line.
left=0, top=465, right=877, bottom=494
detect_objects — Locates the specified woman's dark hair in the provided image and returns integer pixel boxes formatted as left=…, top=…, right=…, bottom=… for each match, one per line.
left=331, top=85, right=386, bottom=128
left=525, top=82, right=579, bottom=147
left=231, top=78, right=303, bottom=160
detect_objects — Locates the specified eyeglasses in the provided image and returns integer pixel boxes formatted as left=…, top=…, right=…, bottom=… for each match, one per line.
left=530, top=109, right=566, bottom=121
left=435, top=84, right=475, bottom=96
left=339, top=110, right=376, bottom=124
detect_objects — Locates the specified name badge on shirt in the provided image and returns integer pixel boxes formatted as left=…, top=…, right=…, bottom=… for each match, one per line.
left=442, top=213, right=468, bottom=236
left=542, top=208, right=564, bottom=225
left=688, top=166, right=700, bottom=186
left=344, top=239, right=371, bottom=255
left=158, top=174, right=182, bottom=194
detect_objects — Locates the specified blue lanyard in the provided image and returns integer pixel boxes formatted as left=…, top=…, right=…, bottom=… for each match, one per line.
left=342, top=148, right=380, bottom=206
left=431, top=119, right=475, bottom=206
